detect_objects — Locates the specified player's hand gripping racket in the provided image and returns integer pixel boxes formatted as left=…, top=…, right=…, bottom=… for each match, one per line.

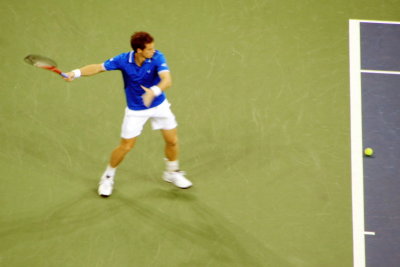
left=24, top=54, right=68, bottom=78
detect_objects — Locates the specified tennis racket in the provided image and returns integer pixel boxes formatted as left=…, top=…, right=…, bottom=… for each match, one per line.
left=24, top=54, right=68, bottom=78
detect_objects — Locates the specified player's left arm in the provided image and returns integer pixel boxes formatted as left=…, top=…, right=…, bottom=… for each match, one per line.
left=141, top=71, right=172, bottom=107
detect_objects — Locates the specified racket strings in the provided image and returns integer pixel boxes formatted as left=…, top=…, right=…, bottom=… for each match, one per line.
left=24, top=55, right=57, bottom=68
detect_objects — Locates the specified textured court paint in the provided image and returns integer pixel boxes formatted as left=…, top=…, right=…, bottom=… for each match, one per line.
left=357, top=21, right=400, bottom=267
left=361, top=22, right=400, bottom=71
left=362, top=72, right=400, bottom=267
left=1, top=0, right=400, bottom=266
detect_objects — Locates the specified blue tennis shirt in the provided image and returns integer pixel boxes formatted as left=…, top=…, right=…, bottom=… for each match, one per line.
left=103, top=50, right=169, bottom=110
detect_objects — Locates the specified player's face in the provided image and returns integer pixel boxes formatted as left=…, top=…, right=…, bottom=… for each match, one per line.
left=141, top=42, right=155, bottom=59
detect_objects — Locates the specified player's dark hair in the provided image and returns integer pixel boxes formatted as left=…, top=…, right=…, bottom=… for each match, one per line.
left=130, top=32, right=154, bottom=52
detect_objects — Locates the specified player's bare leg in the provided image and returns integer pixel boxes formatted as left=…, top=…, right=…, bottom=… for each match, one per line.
left=110, top=137, right=137, bottom=167
left=161, top=128, right=192, bottom=188
left=161, top=128, right=179, bottom=162
left=98, top=137, right=137, bottom=197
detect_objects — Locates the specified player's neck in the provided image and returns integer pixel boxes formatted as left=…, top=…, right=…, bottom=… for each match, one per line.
left=134, top=53, right=145, bottom=67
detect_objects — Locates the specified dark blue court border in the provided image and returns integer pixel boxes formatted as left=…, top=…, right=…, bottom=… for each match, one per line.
left=361, top=22, right=400, bottom=267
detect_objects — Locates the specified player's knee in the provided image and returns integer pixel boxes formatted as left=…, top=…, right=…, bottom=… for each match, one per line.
left=120, top=140, right=135, bottom=152
left=166, top=137, right=178, bottom=147
left=122, top=144, right=133, bottom=152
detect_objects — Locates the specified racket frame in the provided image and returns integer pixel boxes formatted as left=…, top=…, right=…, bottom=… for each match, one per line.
left=24, top=55, right=68, bottom=78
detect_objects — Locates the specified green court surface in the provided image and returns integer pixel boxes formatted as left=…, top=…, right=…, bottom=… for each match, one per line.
left=0, top=1, right=399, bottom=266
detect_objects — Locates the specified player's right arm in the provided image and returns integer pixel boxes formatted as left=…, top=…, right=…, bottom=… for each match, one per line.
left=64, top=63, right=106, bottom=82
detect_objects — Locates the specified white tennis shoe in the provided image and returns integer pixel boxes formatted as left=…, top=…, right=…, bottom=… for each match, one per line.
left=98, top=175, right=114, bottom=197
left=163, top=171, right=192, bottom=189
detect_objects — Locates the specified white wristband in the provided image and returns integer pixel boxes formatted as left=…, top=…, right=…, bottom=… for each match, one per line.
left=72, top=69, right=81, bottom=79
left=150, top=86, right=162, bottom=96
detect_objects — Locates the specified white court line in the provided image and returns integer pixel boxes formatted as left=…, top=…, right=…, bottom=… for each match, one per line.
left=365, top=232, right=376, bottom=236
left=356, top=19, right=400, bottom=25
left=361, top=70, right=400, bottom=75
left=349, top=19, right=366, bottom=267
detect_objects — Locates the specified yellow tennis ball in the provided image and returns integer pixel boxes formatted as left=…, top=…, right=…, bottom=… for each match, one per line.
left=364, top=148, right=374, bottom=156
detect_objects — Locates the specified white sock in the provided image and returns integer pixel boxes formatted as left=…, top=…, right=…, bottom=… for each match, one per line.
left=104, top=165, right=116, bottom=178
left=166, top=160, right=179, bottom=172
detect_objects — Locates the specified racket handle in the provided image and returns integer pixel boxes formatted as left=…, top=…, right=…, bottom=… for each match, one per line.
left=60, top=72, right=68, bottom=78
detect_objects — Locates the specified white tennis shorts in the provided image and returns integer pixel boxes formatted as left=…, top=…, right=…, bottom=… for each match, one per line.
left=121, top=100, right=178, bottom=139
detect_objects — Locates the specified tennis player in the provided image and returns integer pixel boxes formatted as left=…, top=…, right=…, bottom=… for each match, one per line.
left=64, top=32, right=192, bottom=197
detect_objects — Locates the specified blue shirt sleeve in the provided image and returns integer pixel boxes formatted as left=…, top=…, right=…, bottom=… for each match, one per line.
left=103, top=53, right=125, bottom=71
left=154, top=52, right=170, bottom=73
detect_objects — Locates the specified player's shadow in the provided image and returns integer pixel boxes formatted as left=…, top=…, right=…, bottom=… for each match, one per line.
left=117, top=187, right=291, bottom=267
left=1, top=185, right=291, bottom=266
left=0, top=192, right=121, bottom=255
